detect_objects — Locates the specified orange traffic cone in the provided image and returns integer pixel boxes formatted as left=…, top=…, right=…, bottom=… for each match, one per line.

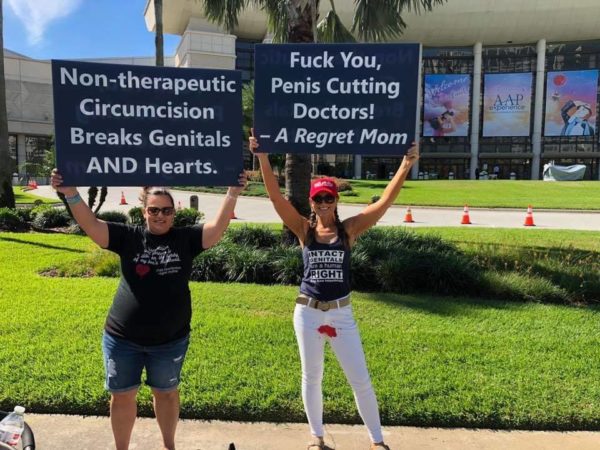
left=119, top=191, right=128, bottom=205
left=403, top=206, right=414, bottom=223
left=461, top=205, right=471, bottom=225
left=31, top=180, right=38, bottom=189
left=524, top=205, right=535, bottom=227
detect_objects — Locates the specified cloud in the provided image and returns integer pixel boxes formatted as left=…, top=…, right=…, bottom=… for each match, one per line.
left=7, top=0, right=83, bottom=45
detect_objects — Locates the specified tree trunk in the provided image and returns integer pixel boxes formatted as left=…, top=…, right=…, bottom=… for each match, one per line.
left=283, top=0, right=318, bottom=223
left=0, top=0, right=15, bottom=208
left=155, top=0, right=164, bottom=67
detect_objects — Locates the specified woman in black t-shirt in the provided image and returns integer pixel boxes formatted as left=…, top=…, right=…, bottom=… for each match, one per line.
left=249, top=133, right=418, bottom=450
left=51, top=171, right=246, bottom=450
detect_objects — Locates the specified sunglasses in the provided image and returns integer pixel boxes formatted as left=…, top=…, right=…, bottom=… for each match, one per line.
left=312, top=194, right=336, bottom=204
left=146, top=206, right=175, bottom=216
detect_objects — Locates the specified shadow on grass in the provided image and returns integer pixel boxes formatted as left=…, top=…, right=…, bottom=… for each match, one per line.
left=0, top=235, right=86, bottom=253
left=354, top=290, right=555, bottom=317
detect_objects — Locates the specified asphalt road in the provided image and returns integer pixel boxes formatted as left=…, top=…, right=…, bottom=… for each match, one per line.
left=32, top=185, right=600, bottom=231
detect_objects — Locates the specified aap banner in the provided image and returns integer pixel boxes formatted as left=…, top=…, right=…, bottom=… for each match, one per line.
left=254, top=43, right=420, bottom=155
left=482, top=73, right=533, bottom=137
left=544, top=70, right=598, bottom=137
left=52, top=60, right=243, bottom=186
left=423, top=74, right=470, bottom=137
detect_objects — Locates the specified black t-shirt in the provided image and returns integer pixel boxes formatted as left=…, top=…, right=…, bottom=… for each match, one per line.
left=103, top=223, right=204, bottom=345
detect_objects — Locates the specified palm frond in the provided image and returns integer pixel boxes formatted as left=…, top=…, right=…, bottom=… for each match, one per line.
left=352, top=0, right=447, bottom=42
left=203, top=0, right=249, bottom=32
left=352, top=0, right=407, bottom=42
left=262, top=0, right=291, bottom=42
left=317, top=9, right=356, bottom=43
left=401, top=0, right=447, bottom=13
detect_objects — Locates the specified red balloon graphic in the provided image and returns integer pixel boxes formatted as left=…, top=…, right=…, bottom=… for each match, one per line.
left=553, top=74, right=567, bottom=86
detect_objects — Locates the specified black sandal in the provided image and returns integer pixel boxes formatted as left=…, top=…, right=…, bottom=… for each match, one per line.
left=307, top=436, right=325, bottom=449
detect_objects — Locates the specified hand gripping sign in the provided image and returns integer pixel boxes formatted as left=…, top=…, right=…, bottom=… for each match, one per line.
left=52, top=60, right=243, bottom=186
left=253, top=43, right=420, bottom=156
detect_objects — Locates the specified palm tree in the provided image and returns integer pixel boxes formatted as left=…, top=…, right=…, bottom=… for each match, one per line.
left=154, top=0, right=164, bottom=67
left=202, top=0, right=445, bottom=217
left=0, top=0, right=15, bottom=207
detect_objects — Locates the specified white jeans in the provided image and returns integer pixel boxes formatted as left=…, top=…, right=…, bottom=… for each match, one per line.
left=293, top=302, right=383, bottom=443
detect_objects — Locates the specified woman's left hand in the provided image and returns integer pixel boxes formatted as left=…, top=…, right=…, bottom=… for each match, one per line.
left=402, top=142, right=420, bottom=168
left=227, top=171, right=248, bottom=197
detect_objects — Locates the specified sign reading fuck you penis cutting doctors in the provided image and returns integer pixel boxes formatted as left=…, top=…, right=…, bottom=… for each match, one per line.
left=52, top=60, right=243, bottom=186
left=253, top=43, right=420, bottom=155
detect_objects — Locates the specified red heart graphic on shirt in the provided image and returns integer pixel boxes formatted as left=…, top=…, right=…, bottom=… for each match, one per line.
left=135, top=264, right=150, bottom=277
left=317, top=325, right=337, bottom=338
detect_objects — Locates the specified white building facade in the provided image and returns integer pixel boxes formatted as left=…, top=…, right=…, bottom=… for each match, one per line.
left=8, top=0, right=600, bottom=181
left=145, top=0, right=600, bottom=180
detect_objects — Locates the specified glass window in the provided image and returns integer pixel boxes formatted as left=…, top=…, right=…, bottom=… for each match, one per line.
left=9, top=135, right=17, bottom=173
left=24, top=135, right=52, bottom=176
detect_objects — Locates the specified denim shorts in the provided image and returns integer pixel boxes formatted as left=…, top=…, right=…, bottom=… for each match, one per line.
left=101, top=331, right=190, bottom=393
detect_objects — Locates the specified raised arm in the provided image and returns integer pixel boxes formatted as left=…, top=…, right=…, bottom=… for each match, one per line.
left=51, top=169, right=109, bottom=248
left=249, top=133, right=307, bottom=240
left=344, top=143, right=419, bottom=241
left=202, top=172, right=248, bottom=249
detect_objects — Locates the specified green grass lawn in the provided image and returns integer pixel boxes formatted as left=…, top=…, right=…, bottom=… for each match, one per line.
left=183, top=180, right=600, bottom=209
left=13, top=187, right=57, bottom=205
left=2, top=231, right=600, bottom=429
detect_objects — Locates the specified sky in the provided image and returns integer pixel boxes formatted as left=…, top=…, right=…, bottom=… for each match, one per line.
left=4, top=0, right=181, bottom=60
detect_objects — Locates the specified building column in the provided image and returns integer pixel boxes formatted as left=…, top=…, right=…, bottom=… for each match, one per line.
left=17, top=134, right=26, bottom=176
left=353, top=154, right=362, bottom=178
left=469, top=42, right=482, bottom=179
left=175, top=22, right=236, bottom=69
left=411, top=44, right=423, bottom=179
left=531, top=38, right=546, bottom=180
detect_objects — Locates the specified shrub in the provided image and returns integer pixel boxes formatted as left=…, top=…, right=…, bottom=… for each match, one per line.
left=128, top=207, right=144, bottom=226
left=174, top=208, right=205, bottom=227
left=370, top=195, right=381, bottom=204
left=224, top=225, right=279, bottom=248
left=224, top=246, right=272, bottom=284
left=191, top=242, right=233, bottom=282
left=340, top=191, right=359, bottom=197
left=14, top=207, right=34, bottom=223
left=0, top=208, right=28, bottom=231
left=32, top=207, right=71, bottom=229
left=96, top=210, right=128, bottom=224
left=271, top=245, right=303, bottom=285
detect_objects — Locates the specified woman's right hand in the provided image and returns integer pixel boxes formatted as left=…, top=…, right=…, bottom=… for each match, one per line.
left=50, top=169, right=77, bottom=197
left=249, top=128, right=264, bottom=156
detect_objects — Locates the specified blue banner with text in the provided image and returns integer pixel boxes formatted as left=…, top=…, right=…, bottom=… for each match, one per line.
left=52, top=60, right=243, bottom=186
left=254, top=43, right=420, bottom=155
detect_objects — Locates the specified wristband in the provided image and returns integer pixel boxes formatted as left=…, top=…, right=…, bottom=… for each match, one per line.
left=65, top=192, right=82, bottom=205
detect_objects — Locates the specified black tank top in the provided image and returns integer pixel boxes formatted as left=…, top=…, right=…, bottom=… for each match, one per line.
left=299, top=229, right=351, bottom=301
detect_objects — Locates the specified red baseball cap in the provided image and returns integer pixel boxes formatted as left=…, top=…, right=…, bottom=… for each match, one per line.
left=310, top=177, right=338, bottom=199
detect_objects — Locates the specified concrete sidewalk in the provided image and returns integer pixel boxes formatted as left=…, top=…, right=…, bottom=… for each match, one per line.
left=25, top=414, right=600, bottom=450
left=29, top=185, right=600, bottom=230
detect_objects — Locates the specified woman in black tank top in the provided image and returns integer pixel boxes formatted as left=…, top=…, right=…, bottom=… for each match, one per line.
left=250, top=132, right=419, bottom=450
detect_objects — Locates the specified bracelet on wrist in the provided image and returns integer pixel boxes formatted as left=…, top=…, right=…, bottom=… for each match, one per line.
left=65, top=192, right=82, bottom=205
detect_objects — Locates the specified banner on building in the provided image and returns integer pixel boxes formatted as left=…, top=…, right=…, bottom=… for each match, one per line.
left=253, top=43, right=420, bottom=155
left=482, top=73, right=533, bottom=137
left=52, top=60, right=243, bottom=186
left=423, top=74, right=470, bottom=137
left=544, top=70, right=598, bottom=137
